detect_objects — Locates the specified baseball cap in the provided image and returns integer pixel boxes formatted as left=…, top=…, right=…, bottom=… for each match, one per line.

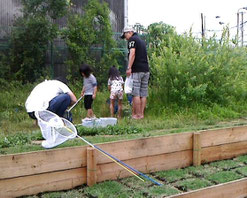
left=120, top=26, right=135, bottom=39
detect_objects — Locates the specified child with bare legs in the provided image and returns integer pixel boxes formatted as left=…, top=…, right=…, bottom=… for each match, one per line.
left=108, top=66, right=124, bottom=118
left=79, top=64, right=97, bottom=119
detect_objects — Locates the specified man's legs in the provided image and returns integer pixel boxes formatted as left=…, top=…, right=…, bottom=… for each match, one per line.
left=132, top=73, right=141, bottom=119
left=132, top=97, right=146, bottom=119
left=132, top=72, right=149, bottom=119
left=132, top=96, right=141, bottom=119
left=139, top=72, right=149, bottom=119
left=48, top=94, right=71, bottom=117
left=140, top=97, right=147, bottom=119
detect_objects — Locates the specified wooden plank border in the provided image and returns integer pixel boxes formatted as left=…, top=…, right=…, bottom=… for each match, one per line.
left=0, top=146, right=87, bottom=179
left=201, top=140, right=247, bottom=163
left=168, top=178, right=247, bottom=198
left=0, top=168, right=87, bottom=198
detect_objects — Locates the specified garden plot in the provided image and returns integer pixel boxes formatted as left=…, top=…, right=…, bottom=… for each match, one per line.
left=1, top=126, right=247, bottom=197
left=23, top=154, right=247, bottom=198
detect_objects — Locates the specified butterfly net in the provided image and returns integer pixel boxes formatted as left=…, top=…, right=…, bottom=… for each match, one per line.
left=35, top=110, right=77, bottom=148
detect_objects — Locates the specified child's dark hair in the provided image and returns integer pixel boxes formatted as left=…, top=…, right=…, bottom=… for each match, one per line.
left=54, top=76, right=68, bottom=85
left=108, top=66, right=120, bottom=80
left=79, top=64, right=92, bottom=78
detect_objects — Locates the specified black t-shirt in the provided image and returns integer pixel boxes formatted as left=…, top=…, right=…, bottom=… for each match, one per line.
left=128, top=33, right=149, bottom=73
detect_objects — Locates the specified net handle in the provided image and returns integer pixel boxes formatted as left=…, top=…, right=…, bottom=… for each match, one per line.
left=67, top=96, right=83, bottom=112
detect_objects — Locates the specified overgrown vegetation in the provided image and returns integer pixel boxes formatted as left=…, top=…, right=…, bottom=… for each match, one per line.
left=147, top=22, right=247, bottom=112
left=2, top=81, right=247, bottom=151
left=63, top=0, right=124, bottom=84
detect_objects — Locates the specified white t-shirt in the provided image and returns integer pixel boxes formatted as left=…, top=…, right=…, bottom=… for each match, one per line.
left=25, top=80, right=71, bottom=112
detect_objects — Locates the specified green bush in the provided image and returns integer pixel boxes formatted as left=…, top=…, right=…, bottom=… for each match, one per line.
left=63, top=0, right=123, bottom=85
left=147, top=23, right=247, bottom=110
left=8, top=16, right=55, bottom=83
left=0, top=133, right=30, bottom=148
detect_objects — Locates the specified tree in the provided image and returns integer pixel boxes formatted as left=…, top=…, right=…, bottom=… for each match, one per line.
left=64, top=0, right=122, bottom=85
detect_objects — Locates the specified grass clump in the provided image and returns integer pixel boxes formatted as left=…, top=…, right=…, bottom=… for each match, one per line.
left=120, top=175, right=153, bottom=189
left=175, top=178, right=212, bottom=191
left=236, top=154, right=247, bottom=164
left=148, top=185, right=180, bottom=197
left=84, top=181, right=130, bottom=198
left=184, top=165, right=218, bottom=177
left=154, top=169, right=192, bottom=183
left=206, top=171, right=243, bottom=184
left=235, top=166, right=247, bottom=176
left=77, top=125, right=143, bottom=136
left=209, top=159, right=242, bottom=170
left=0, top=130, right=42, bottom=149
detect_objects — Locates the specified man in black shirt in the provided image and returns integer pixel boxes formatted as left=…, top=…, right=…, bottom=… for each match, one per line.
left=121, top=27, right=150, bottom=119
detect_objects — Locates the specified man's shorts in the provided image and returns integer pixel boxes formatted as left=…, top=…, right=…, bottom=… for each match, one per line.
left=84, top=95, right=94, bottom=110
left=132, top=72, right=150, bottom=97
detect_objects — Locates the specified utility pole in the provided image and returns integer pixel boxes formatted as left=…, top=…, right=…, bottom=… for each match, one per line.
left=124, top=0, right=128, bottom=27
left=241, top=12, right=244, bottom=46
left=237, top=7, right=247, bottom=46
left=201, top=13, right=205, bottom=38
left=237, top=12, right=239, bottom=45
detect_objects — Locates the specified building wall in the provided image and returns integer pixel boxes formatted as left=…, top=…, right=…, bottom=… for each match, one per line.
left=0, top=0, right=125, bottom=38
left=0, top=0, right=22, bottom=37
left=0, top=0, right=126, bottom=78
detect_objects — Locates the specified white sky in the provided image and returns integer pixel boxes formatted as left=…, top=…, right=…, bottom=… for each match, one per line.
left=128, top=0, right=247, bottom=39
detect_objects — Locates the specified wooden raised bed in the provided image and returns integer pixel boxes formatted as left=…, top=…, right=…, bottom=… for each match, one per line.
left=0, top=126, right=247, bottom=197
left=168, top=178, right=247, bottom=198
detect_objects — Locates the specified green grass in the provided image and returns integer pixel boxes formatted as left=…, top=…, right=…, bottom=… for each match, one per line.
left=120, top=175, right=153, bottom=189
left=206, top=171, right=243, bottom=184
left=2, top=117, right=247, bottom=154
left=235, top=167, right=247, bottom=176
left=155, top=169, right=193, bottom=183
left=84, top=181, right=131, bottom=198
left=184, top=165, right=219, bottom=177
left=236, top=155, right=247, bottom=164
left=148, top=185, right=180, bottom=197
left=2, top=82, right=247, bottom=155
left=175, top=178, right=212, bottom=191
left=209, top=159, right=243, bottom=170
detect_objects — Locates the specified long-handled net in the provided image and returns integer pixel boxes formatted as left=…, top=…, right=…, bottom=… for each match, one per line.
left=35, top=110, right=162, bottom=186
left=35, top=110, right=77, bottom=148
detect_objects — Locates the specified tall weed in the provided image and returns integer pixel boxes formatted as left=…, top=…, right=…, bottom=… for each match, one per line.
left=148, top=24, right=247, bottom=110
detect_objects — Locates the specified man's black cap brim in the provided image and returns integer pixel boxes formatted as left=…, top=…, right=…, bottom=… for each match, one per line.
left=120, top=33, right=125, bottom=39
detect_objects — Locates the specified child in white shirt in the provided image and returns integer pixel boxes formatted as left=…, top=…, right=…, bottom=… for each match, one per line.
left=108, top=66, right=124, bottom=118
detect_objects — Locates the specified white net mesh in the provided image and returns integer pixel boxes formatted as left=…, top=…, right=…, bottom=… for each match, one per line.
left=35, top=110, right=77, bottom=148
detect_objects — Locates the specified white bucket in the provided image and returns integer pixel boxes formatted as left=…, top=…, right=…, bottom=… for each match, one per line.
left=82, top=117, right=117, bottom=128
